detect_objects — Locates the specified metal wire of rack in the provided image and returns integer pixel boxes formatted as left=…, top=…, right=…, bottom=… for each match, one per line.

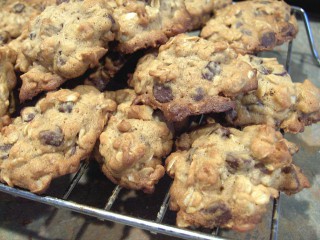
left=0, top=5, right=319, bottom=240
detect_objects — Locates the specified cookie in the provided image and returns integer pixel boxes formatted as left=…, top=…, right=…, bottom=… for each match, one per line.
left=212, top=0, right=232, bottom=11
left=97, top=89, right=173, bottom=193
left=17, top=0, right=118, bottom=101
left=0, top=0, right=55, bottom=44
left=0, top=46, right=17, bottom=129
left=184, top=0, right=215, bottom=29
left=166, top=123, right=310, bottom=231
left=107, top=0, right=214, bottom=54
left=226, top=56, right=320, bottom=133
left=201, top=0, right=298, bottom=54
left=129, top=34, right=258, bottom=122
left=0, top=86, right=117, bottom=194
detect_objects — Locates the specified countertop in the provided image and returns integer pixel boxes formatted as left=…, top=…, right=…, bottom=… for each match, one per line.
left=0, top=15, right=319, bottom=240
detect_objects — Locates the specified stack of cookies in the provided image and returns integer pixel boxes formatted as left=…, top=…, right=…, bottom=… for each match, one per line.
left=0, top=0, right=319, bottom=232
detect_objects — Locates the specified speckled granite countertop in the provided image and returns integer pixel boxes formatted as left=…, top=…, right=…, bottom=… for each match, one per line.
left=0, top=16, right=319, bottom=240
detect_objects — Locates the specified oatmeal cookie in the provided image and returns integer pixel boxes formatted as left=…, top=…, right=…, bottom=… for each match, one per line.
left=129, top=34, right=258, bottom=122
left=0, top=47, right=17, bottom=129
left=107, top=0, right=214, bottom=54
left=0, top=86, right=117, bottom=194
left=226, top=56, right=320, bottom=133
left=0, top=0, right=55, bottom=44
left=17, top=0, right=118, bottom=101
left=212, top=0, right=232, bottom=11
left=97, top=89, right=173, bottom=193
left=201, top=0, right=298, bottom=54
left=166, top=123, right=310, bottom=231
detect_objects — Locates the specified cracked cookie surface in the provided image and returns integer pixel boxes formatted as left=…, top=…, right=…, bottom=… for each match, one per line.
left=0, top=86, right=116, bottom=193
left=17, top=0, right=118, bottom=101
left=97, top=89, right=173, bottom=193
left=201, top=0, right=298, bottom=54
left=226, top=56, right=320, bottom=133
left=129, top=34, right=258, bottom=122
left=166, top=123, right=309, bottom=231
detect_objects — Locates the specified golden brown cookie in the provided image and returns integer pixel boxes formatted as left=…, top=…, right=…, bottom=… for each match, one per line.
left=16, top=0, right=118, bottom=101
left=0, top=46, right=17, bottom=129
left=107, top=0, right=214, bottom=54
left=226, top=56, right=320, bottom=133
left=201, top=0, right=298, bottom=54
left=129, top=34, right=258, bottom=122
left=0, top=86, right=116, bottom=194
left=0, top=0, right=55, bottom=44
left=97, top=89, right=173, bottom=193
left=166, top=123, right=310, bottom=231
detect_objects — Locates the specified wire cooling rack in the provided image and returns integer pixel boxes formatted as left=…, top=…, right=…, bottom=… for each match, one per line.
left=0, top=6, right=319, bottom=240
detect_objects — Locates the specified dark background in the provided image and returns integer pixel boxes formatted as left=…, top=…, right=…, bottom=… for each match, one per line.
left=235, top=0, right=320, bottom=17
left=285, top=0, right=320, bottom=16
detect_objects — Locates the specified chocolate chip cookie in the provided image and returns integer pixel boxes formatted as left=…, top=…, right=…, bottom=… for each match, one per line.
left=17, top=0, right=118, bottom=101
left=97, top=89, right=173, bottom=193
left=0, top=86, right=117, bottom=193
left=212, top=0, right=232, bottom=11
left=108, top=0, right=214, bottom=54
left=129, top=34, right=258, bottom=122
left=166, top=123, right=309, bottom=231
left=226, top=56, right=320, bottom=133
left=0, top=46, right=17, bottom=129
left=201, top=0, right=298, bottom=54
left=0, top=0, right=55, bottom=44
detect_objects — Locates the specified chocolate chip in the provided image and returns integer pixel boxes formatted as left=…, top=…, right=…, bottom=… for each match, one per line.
left=56, top=0, right=69, bottom=5
left=39, top=127, right=64, bottom=147
left=203, top=203, right=232, bottom=225
left=0, top=144, right=13, bottom=151
left=29, top=32, right=36, bottom=40
left=23, top=113, right=35, bottom=122
left=13, top=3, right=25, bottom=13
left=226, top=155, right=240, bottom=173
left=261, top=32, right=276, bottom=48
left=57, top=56, right=66, bottom=66
left=193, top=88, right=205, bottom=101
left=281, top=23, right=296, bottom=37
left=202, top=61, right=221, bottom=81
left=153, top=84, right=173, bottom=103
left=255, top=163, right=272, bottom=174
left=0, top=144, right=13, bottom=160
left=235, top=22, right=243, bottom=29
left=241, top=29, right=252, bottom=36
left=58, top=102, right=74, bottom=113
